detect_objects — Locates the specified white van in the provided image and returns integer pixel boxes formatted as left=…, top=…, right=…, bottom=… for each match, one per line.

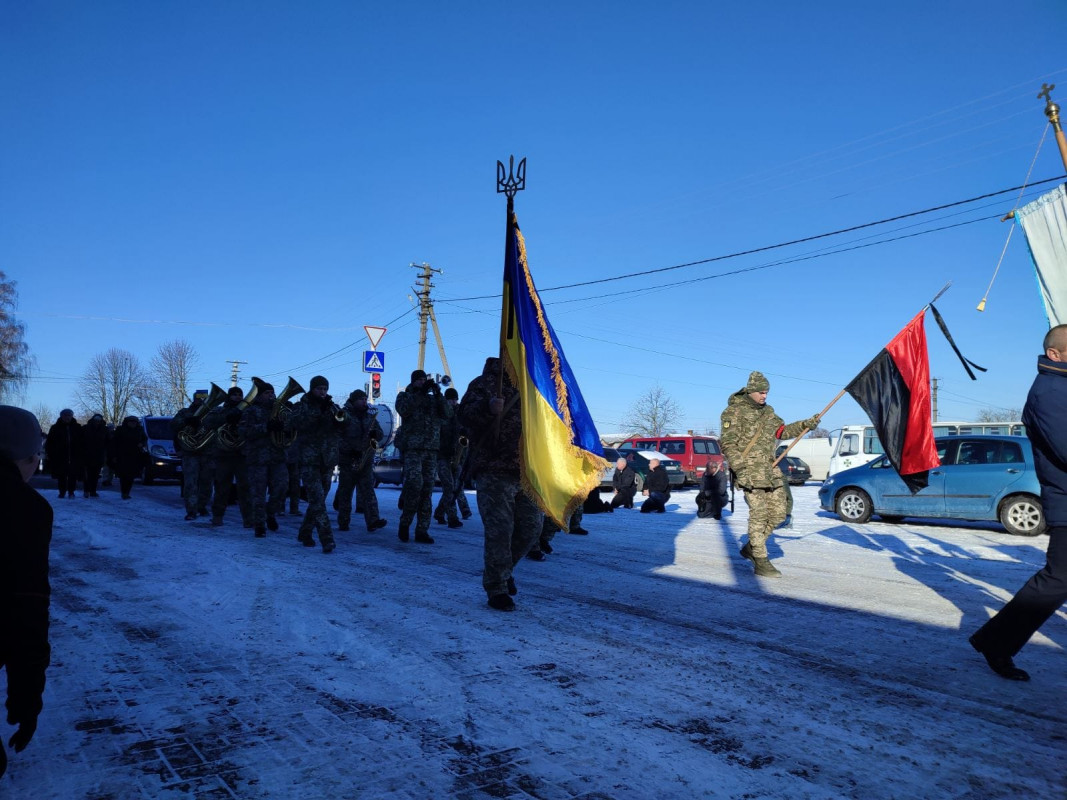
left=775, top=436, right=834, bottom=481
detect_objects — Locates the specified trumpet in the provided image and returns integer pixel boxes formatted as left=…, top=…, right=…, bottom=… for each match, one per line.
left=452, top=434, right=469, bottom=470
left=329, top=399, right=347, bottom=423
left=176, top=383, right=228, bottom=453
left=357, top=438, right=379, bottom=473
left=271, top=377, right=304, bottom=447
left=216, top=378, right=264, bottom=451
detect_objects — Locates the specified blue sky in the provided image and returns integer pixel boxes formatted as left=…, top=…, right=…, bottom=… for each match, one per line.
left=3, top=1, right=1066, bottom=435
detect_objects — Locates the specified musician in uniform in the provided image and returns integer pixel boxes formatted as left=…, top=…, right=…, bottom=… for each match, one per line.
left=238, top=382, right=289, bottom=538
left=335, top=389, right=387, bottom=533
left=288, top=375, right=341, bottom=553
left=203, top=386, right=252, bottom=528
left=171, top=393, right=214, bottom=521
left=433, top=387, right=470, bottom=528
left=395, top=369, right=451, bottom=544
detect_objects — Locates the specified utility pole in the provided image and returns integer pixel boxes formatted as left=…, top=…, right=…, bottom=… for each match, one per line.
left=931, top=377, right=939, bottom=423
left=227, top=360, right=248, bottom=388
left=410, top=262, right=453, bottom=379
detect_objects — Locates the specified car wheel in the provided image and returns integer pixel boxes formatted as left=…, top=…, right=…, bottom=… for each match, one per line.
left=635, top=474, right=645, bottom=493
left=878, top=514, right=905, bottom=523
left=835, top=488, right=872, bottom=524
left=999, top=494, right=1045, bottom=537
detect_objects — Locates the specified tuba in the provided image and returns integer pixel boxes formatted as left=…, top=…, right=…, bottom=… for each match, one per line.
left=216, top=379, right=263, bottom=451
left=176, top=383, right=228, bottom=453
left=271, top=377, right=304, bottom=448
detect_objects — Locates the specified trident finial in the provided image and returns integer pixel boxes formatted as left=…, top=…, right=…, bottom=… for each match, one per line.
left=496, top=156, right=527, bottom=200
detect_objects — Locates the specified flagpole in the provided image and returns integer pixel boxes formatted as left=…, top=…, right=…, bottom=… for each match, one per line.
left=772, top=283, right=952, bottom=468
left=1039, top=83, right=1067, bottom=173
left=494, top=156, right=527, bottom=436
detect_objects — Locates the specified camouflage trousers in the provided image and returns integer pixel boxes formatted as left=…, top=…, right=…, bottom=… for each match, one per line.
left=336, top=457, right=380, bottom=529
left=180, top=454, right=214, bottom=516
left=742, top=485, right=788, bottom=558
left=433, top=458, right=470, bottom=522
left=247, top=461, right=289, bottom=526
left=299, top=464, right=335, bottom=546
left=212, top=454, right=251, bottom=524
left=784, top=481, right=794, bottom=516
left=477, top=472, right=544, bottom=597
left=399, top=450, right=436, bottom=535
left=285, top=459, right=300, bottom=513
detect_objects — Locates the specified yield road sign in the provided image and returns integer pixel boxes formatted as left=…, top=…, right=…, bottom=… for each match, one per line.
left=363, top=350, right=385, bottom=373
left=364, top=326, right=387, bottom=350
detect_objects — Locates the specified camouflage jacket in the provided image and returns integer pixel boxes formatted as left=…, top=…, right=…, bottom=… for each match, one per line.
left=720, top=391, right=808, bottom=489
left=436, top=411, right=461, bottom=459
left=457, top=361, right=521, bottom=477
left=394, top=385, right=450, bottom=452
left=238, top=394, right=286, bottom=466
left=337, top=407, right=384, bottom=463
left=289, top=393, right=341, bottom=469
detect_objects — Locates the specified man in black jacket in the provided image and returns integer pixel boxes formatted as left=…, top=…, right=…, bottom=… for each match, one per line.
left=640, top=458, right=671, bottom=513
left=0, top=406, right=52, bottom=778
left=610, top=457, right=637, bottom=509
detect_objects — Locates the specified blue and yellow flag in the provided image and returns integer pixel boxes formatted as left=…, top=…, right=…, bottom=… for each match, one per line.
left=501, top=209, right=608, bottom=530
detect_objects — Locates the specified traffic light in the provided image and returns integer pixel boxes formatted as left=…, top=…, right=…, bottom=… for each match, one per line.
left=371, top=373, right=381, bottom=399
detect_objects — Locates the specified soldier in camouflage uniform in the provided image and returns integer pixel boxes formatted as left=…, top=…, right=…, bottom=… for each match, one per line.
left=288, top=375, right=341, bottom=553
left=720, top=371, right=819, bottom=577
left=458, top=357, right=544, bottom=611
left=284, top=437, right=301, bottom=516
left=171, top=396, right=215, bottom=521
left=395, top=369, right=450, bottom=544
left=203, top=386, right=252, bottom=528
left=238, top=383, right=289, bottom=538
left=433, top=387, right=469, bottom=529
left=336, top=389, right=387, bottom=533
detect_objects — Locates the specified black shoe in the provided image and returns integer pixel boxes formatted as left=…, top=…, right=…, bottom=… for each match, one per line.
left=322, top=541, right=336, bottom=554
left=122, top=494, right=131, bottom=500
left=184, top=513, right=196, bottom=521
left=398, top=524, right=410, bottom=543
left=507, top=577, right=517, bottom=596
left=525, top=550, right=545, bottom=561
left=211, top=517, right=224, bottom=527
left=434, top=515, right=446, bottom=525
left=447, top=518, right=463, bottom=529
left=488, top=593, right=515, bottom=611
left=337, top=524, right=350, bottom=532
left=461, top=511, right=473, bottom=520
left=254, top=525, right=266, bottom=538
left=414, top=532, right=435, bottom=544
left=567, top=526, right=589, bottom=535
left=368, top=519, right=388, bottom=532
left=267, top=516, right=278, bottom=531
left=540, top=540, right=554, bottom=554
left=969, top=635, right=1030, bottom=681
left=298, top=533, right=315, bottom=547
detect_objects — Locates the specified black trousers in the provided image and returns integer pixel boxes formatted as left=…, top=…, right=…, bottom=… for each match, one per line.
left=972, top=525, right=1067, bottom=657
left=610, top=488, right=636, bottom=509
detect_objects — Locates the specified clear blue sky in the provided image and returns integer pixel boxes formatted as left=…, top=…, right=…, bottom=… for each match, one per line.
left=3, top=1, right=1066, bottom=434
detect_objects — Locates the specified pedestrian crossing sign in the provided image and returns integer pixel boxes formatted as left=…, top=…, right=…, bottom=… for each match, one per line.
left=363, top=350, right=385, bottom=373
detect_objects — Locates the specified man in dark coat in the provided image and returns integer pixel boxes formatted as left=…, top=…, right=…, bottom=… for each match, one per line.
left=433, top=387, right=470, bottom=529
left=0, top=406, right=52, bottom=778
left=640, top=458, right=672, bottom=513
left=81, top=413, right=109, bottom=498
left=458, top=357, right=543, bottom=611
left=610, top=457, right=637, bottom=509
left=696, top=460, right=728, bottom=520
left=203, top=386, right=252, bottom=528
left=44, top=408, right=83, bottom=499
left=335, top=389, right=386, bottom=533
left=288, top=375, right=341, bottom=553
left=394, top=369, right=450, bottom=544
left=109, top=416, right=147, bottom=499
left=970, top=324, right=1067, bottom=681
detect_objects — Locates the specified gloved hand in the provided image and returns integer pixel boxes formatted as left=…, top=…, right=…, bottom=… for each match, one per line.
left=7, top=716, right=36, bottom=753
left=226, top=410, right=241, bottom=424
left=804, top=415, right=821, bottom=431
left=185, top=417, right=201, bottom=431
left=267, top=418, right=284, bottom=433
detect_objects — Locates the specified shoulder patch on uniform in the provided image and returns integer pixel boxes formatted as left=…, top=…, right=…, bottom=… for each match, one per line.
left=722, top=421, right=731, bottom=428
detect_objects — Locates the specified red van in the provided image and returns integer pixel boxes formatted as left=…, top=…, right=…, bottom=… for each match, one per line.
left=617, top=435, right=725, bottom=485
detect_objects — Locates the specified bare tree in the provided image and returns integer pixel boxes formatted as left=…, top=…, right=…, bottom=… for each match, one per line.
left=30, top=402, right=55, bottom=430
left=151, top=339, right=200, bottom=413
left=0, top=271, right=34, bottom=402
left=76, top=349, right=150, bottom=424
left=624, top=386, right=682, bottom=437
left=810, top=427, right=831, bottom=438
left=976, top=407, right=1023, bottom=423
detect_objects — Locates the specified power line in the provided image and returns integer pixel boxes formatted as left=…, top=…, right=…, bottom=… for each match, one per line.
left=440, top=175, right=1066, bottom=303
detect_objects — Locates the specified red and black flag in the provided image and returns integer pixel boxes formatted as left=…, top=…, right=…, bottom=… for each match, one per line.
left=846, top=311, right=940, bottom=492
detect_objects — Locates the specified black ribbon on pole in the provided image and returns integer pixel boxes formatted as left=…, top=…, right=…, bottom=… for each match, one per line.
left=929, top=304, right=987, bottom=380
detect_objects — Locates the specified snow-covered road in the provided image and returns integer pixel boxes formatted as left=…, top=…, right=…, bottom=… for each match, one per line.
left=5, top=478, right=1065, bottom=798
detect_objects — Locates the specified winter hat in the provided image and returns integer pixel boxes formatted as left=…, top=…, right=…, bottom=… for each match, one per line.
left=60, top=408, right=74, bottom=417
left=349, top=389, right=367, bottom=402
left=0, top=405, right=42, bottom=462
left=259, top=381, right=275, bottom=394
left=745, top=371, right=770, bottom=393
left=310, top=375, right=329, bottom=390
left=410, top=369, right=427, bottom=382
left=444, top=387, right=459, bottom=401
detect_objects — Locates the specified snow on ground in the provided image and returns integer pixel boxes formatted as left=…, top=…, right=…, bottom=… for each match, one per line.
left=4, top=476, right=1065, bottom=799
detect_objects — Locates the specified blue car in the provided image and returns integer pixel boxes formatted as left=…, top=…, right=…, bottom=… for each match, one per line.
left=818, top=435, right=1045, bottom=536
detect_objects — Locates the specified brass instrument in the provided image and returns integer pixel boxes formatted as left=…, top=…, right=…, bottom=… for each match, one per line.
left=329, top=397, right=347, bottom=423
left=357, top=438, right=379, bottom=473
left=216, top=378, right=264, bottom=451
left=176, top=383, right=228, bottom=453
left=271, top=377, right=304, bottom=448
left=452, top=434, right=469, bottom=470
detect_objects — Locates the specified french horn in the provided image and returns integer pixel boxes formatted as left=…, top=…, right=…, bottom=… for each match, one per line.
left=176, top=383, right=228, bottom=453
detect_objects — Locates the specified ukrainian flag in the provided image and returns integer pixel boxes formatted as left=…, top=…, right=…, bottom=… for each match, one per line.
left=501, top=209, right=608, bottom=530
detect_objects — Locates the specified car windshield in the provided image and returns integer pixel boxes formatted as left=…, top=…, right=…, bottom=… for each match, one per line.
left=144, top=418, right=173, bottom=440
